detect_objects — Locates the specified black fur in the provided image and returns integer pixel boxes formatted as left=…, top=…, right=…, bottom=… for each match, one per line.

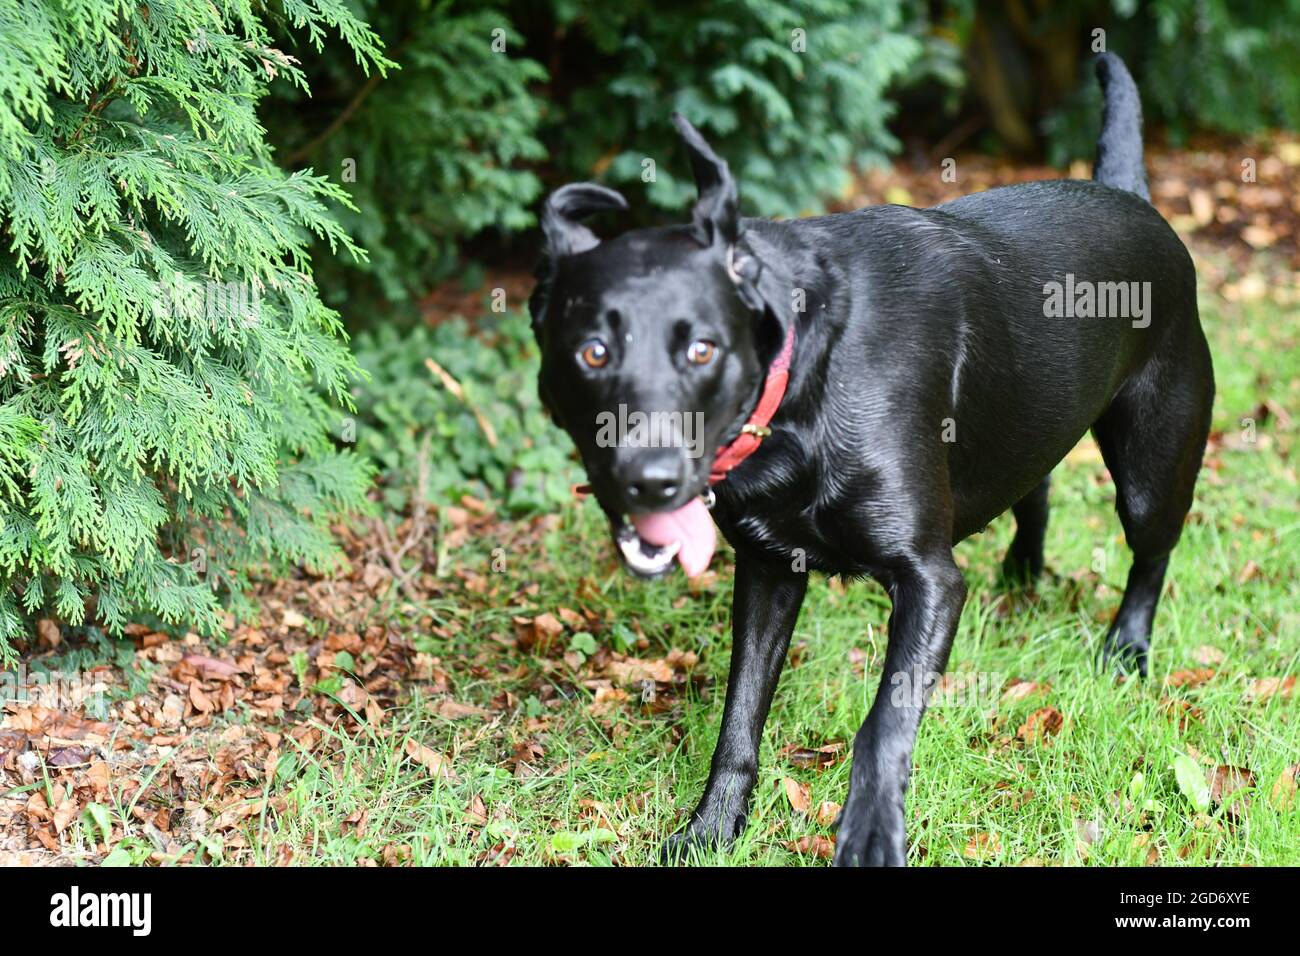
left=530, top=52, right=1213, bottom=866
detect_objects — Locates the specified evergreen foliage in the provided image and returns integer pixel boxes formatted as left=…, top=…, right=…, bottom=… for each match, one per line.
left=265, top=0, right=923, bottom=309
left=0, top=0, right=389, bottom=661
left=1112, top=0, right=1300, bottom=141
left=264, top=1, right=546, bottom=311
left=949, top=0, right=1300, bottom=162
left=543, top=0, right=921, bottom=218
left=266, top=1, right=1300, bottom=316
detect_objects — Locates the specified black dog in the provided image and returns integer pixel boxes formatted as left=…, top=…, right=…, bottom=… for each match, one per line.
left=529, top=53, right=1213, bottom=866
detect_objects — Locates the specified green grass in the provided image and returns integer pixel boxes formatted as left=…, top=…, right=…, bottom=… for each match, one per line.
left=250, top=282, right=1300, bottom=867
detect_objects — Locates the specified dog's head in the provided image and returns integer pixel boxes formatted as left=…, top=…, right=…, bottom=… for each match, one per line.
left=530, top=115, right=790, bottom=577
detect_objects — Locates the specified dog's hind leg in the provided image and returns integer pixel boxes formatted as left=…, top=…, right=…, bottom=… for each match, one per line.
left=1002, top=475, right=1051, bottom=582
left=1091, top=334, right=1213, bottom=676
left=662, top=558, right=807, bottom=861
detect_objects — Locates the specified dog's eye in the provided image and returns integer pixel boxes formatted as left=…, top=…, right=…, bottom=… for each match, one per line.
left=686, top=340, right=716, bottom=366
left=578, top=339, right=609, bottom=369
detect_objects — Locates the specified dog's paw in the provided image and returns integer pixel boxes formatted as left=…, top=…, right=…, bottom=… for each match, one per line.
left=659, top=831, right=704, bottom=865
left=659, top=829, right=722, bottom=865
left=1000, top=549, right=1045, bottom=586
left=832, top=801, right=907, bottom=867
left=659, top=812, right=744, bottom=865
left=1102, top=628, right=1150, bottom=677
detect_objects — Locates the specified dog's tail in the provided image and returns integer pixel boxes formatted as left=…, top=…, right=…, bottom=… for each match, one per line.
left=1092, top=52, right=1150, bottom=201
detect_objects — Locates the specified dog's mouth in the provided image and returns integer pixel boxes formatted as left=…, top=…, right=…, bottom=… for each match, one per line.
left=610, top=490, right=718, bottom=580
left=614, top=520, right=680, bottom=579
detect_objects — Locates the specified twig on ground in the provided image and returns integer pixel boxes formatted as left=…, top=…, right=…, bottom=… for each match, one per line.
left=372, top=432, right=433, bottom=600
left=425, top=357, right=498, bottom=448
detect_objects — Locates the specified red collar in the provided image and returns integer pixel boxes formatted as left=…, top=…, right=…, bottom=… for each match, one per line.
left=708, top=323, right=795, bottom=485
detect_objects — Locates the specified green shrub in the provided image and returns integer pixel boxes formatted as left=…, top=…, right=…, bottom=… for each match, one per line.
left=351, top=312, right=575, bottom=517
left=0, top=0, right=388, bottom=661
left=265, top=1, right=925, bottom=315
left=941, top=0, right=1300, bottom=162
left=263, top=0, right=547, bottom=311
left=258, top=0, right=1300, bottom=324
left=1119, top=0, right=1300, bottom=141
left=539, top=0, right=922, bottom=217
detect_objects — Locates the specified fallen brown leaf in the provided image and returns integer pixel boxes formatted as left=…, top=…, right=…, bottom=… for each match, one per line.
left=813, top=801, right=842, bottom=827
left=402, top=738, right=455, bottom=780
left=783, top=777, right=811, bottom=814
left=1192, top=645, right=1226, bottom=666
left=188, top=682, right=213, bottom=714
left=37, top=618, right=61, bottom=649
left=52, top=795, right=79, bottom=834
left=1208, top=765, right=1256, bottom=821
left=557, top=607, right=585, bottom=629
left=605, top=657, right=675, bottom=686
left=1016, top=707, right=1064, bottom=743
left=381, top=843, right=412, bottom=866
left=1269, top=764, right=1300, bottom=810
left=1160, top=696, right=1204, bottom=731
left=183, top=654, right=239, bottom=680
left=436, top=699, right=489, bottom=720
left=1245, top=676, right=1295, bottom=703
left=47, top=746, right=92, bottom=767
left=1165, top=668, right=1215, bottom=689
left=786, top=835, right=835, bottom=859
left=85, top=760, right=110, bottom=798
left=588, top=684, right=629, bottom=717
left=465, top=794, right=488, bottom=826
left=1001, top=679, right=1044, bottom=704
left=965, top=832, right=1002, bottom=860
left=780, top=741, right=846, bottom=769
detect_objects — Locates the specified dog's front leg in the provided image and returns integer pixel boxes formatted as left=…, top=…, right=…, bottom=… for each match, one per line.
left=663, top=557, right=807, bottom=861
left=833, top=554, right=967, bottom=866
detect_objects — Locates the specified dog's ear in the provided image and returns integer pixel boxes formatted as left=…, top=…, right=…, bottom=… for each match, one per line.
left=733, top=233, right=800, bottom=365
left=539, top=182, right=628, bottom=257
left=672, top=113, right=738, bottom=248
left=532, top=183, right=627, bottom=336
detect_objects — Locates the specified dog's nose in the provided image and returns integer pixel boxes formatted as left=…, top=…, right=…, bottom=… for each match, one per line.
left=617, top=452, right=686, bottom=509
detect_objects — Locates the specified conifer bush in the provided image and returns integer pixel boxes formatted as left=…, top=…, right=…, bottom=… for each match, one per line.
left=0, top=0, right=388, bottom=661
left=264, top=1, right=546, bottom=311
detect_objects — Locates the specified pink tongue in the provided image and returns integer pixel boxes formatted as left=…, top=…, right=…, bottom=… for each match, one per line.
left=630, top=497, right=717, bottom=578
